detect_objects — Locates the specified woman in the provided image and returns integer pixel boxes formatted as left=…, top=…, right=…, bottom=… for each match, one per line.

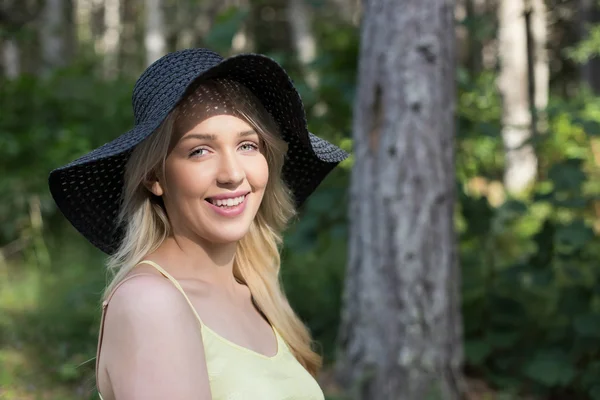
left=48, top=48, right=347, bottom=399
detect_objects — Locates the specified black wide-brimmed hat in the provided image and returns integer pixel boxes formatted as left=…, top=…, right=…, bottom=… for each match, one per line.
left=48, top=48, right=348, bottom=255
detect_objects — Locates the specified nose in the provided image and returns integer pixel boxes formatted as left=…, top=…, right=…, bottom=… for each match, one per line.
left=216, top=150, right=245, bottom=186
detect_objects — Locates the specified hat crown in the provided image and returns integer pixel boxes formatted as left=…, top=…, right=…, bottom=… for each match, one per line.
left=131, top=48, right=224, bottom=124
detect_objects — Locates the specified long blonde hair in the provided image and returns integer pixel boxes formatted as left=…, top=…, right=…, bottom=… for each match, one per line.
left=102, top=78, right=322, bottom=377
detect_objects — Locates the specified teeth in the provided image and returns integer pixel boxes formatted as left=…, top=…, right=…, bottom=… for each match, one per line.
left=210, top=195, right=245, bottom=207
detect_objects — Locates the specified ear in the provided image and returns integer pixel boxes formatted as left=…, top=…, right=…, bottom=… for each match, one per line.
left=144, top=174, right=164, bottom=197
left=149, top=180, right=164, bottom=197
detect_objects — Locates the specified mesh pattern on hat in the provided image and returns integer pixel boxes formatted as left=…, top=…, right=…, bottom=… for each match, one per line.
left=48, top=48, right=348, bottom=255
left=175, top=78, right=245, bottom=134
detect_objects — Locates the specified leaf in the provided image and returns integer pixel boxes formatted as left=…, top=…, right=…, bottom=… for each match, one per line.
left=523, top=350, right=576, bottom=387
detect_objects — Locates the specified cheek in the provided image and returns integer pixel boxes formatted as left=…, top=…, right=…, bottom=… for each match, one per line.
left=246, top=155, right=269, bottom=190
left=164, top=162, right=212, bottom=197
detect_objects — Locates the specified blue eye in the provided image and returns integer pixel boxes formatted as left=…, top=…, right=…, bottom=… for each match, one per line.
left=239, top=142, right=259, bottom=152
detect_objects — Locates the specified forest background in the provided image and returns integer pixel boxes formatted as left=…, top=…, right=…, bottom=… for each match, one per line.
left=2, top=0, right=600, bottom=399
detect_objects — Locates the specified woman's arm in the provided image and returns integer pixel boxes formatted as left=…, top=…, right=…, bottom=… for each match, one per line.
left=102, top=274, right=212, bottom=400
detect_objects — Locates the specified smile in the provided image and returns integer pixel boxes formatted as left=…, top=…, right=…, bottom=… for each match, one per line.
left=207, top=195, right=246, bottom=207
left=205, top=192, right=249, bottom=217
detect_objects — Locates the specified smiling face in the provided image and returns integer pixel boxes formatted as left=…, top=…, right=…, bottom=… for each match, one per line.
left=151, top=114, right=269, bottom=245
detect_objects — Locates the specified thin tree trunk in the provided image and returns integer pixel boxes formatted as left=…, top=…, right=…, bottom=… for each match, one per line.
left=498, top=0, right=537, bottom=193
left=466, top=0, right=486, bottom=74
left=2, top=38, right=20, bottom=78
left=40, top=0, right=66, bottom=72
left=119, top=0, right=140, bottom=77
left=335, top=0, right=464, bottom=399
left=328, top=0, right=360, bottom=25
left=287, top=0, right=318, bottom=89
left=531, top=0, right=547, bottom=119
left=75, top=0, right=93, bottom=43
left=102, top=0, right=121, bottom=78
left=145, top=0, right=166, bottom=66
left=525, top=0, right=548, bottom=137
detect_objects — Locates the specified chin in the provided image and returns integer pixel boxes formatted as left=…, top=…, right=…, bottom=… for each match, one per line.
left=203, top=223, right=253, bottom=245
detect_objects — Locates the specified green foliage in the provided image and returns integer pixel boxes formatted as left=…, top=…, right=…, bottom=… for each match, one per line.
left=566, top=22, right=600, bottom=63
left=458, top=78, right=600, bottom=399
left=0, top=67, right=134, bottom=244
left=0, top=66, right=133, bottom=398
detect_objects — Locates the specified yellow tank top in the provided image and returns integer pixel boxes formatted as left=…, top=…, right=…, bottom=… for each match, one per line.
left=96, top=260, right=325, bottom=400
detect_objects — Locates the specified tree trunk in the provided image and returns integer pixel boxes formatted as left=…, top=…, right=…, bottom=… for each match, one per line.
left=328, top=0, right=360, bottom=25
left=286, top=0, right=318, bottom=89
left=335, top=0, right=464, bottom=399
left=102, top=0, right=121, bottom=78
left=40, top=0, right=66, bottom=72
left=145, top=0, right=166, bottom=66
left=530, top=0, right=547, bottom=118
left=524, top=0, right=548, bottom=138
left=498, top=0, right=540, bottom=193
left=2, top=38, right=20, bottom=78
left=466, top=0, right=487, bottom=74
left=75, top=0, right=93, bottom=43
left=119, top=0, right=140, bottom=77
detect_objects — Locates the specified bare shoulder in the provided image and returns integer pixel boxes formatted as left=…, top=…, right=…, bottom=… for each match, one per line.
left=101, top=273, right=212, bottom=400
left=107, top=272, right=185, bottom=318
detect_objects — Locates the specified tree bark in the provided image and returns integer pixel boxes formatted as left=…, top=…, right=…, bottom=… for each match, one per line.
left=2, top=38, right=20, bottom=78
left=530, top=0, right=547, bottom=119
left=328, top=0, right=361, bottom=25
left=118, top=0, right=140, bottom=77
left=286, top=0, right=318, bottom=89
left=498, top=0, right=543, bottom=193
left=145, top=0, right=166, bottom=66
left=465, top=0, right=487, bottom=74
left=40, top=0, right=66, bottom=72
left=102, top=0, right=122, bottom=79
left=335, top=0, right=464, bottom=399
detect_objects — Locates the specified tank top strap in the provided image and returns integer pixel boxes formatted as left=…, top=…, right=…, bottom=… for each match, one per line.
left=95, top=270, right=161, bottom=396
left=95, top=260, right=205, bottom=397
left=135, top=260, right=205, bottom=327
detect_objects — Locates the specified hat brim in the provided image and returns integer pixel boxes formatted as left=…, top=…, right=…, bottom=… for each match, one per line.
left=48, top=52, right=348, bottom=255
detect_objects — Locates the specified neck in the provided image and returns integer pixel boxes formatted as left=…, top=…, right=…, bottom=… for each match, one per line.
left=151, top=233, right=241, bottom=291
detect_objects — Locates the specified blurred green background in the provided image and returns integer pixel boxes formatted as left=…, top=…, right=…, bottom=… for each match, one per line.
left=2, top=0, right=600, bottom=399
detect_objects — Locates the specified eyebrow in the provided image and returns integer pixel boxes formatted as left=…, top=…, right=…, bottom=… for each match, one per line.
left=181, top=130, right=257, bottom=142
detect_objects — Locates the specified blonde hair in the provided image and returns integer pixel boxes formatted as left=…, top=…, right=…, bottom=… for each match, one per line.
left=102, top=79, right=322, bottom=377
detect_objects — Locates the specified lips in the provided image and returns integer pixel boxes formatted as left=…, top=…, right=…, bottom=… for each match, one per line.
left=204, top=191, right=250, bottom=217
